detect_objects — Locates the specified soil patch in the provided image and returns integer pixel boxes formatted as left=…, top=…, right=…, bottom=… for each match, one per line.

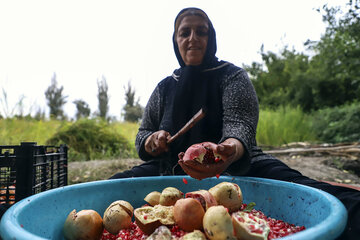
left=68, top=143, right=360, bottom=188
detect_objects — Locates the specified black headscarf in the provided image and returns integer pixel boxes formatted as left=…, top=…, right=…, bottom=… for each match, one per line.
left=169, top=8, right=227, bottom=156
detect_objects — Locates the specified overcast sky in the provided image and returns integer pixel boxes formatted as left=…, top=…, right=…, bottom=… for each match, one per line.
left=0, top=0, right=347, bottom=119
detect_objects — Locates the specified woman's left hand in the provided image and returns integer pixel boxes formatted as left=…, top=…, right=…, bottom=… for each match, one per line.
left=178, top=138, right=244, bottom=180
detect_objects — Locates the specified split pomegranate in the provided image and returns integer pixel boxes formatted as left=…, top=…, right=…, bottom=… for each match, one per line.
left=185, top=190, right=217, bottom=210
left=101, top=203, right=305, bottom=240
left=180, top=142, right=221, bottom=164
left=94, top=183, right=306, bottom=240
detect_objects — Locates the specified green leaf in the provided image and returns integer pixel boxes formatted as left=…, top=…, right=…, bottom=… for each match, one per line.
left=243, top=202, right=256, bottom=212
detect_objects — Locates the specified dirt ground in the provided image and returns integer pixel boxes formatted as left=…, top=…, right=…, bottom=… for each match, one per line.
left=274, top=154, right=360, bottom=186
left=68, top=144, right=360, bottom=188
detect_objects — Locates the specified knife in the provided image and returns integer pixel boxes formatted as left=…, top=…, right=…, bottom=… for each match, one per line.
left=167, top=108, right=206, bottom=144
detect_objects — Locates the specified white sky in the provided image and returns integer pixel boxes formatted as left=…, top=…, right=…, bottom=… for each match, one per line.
left=0, top=0, right=346, bottom=119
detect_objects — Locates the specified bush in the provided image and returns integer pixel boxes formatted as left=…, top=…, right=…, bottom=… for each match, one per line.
left=47, top=119, right=134, bottom=161
left=313, top=102, right=360, bottom=143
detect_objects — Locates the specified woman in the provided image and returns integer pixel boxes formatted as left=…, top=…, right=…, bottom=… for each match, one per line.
left=110, top=7, right=359, bottom=239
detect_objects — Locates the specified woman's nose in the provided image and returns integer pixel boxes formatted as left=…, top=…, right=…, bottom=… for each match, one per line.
left=189, top=30, right=198, bottom=41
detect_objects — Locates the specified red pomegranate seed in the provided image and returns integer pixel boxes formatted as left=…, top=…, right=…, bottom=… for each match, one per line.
left=182, top=178, right=188, bottom=184
left=143, top=215, right=147, bottom=220
left=101, top=203, right=306, bottom=240
left=215, top=157, right=221, bottom=162
left=216, top=174, right=220, bottom=179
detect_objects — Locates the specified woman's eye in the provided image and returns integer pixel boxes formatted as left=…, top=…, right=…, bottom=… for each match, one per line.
left=196, top=30, right=208, bottom=37
left=179, top=31, right=190, bottom=37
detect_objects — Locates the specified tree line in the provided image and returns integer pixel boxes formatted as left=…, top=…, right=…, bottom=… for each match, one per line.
left=244, top=1, right=359, bottom=112
left=45, top=74, right=143, bottom=122
left=1, top=1, right=358, bottom=123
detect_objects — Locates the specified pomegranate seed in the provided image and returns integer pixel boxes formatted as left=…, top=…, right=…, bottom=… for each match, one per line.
left=216, top=174, right=220, bottom=178
left=215, top=157, right=221, bottom=162
left=143, top=215, right=147, bottom=220
left=182, top=178, right=188, bottom=184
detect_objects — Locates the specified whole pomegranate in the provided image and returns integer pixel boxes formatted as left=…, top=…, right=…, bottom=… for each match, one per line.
left=208, top=182, right=243, bottom=213
left=159, top=187, right=184, bottom=206
left=63, top=209, right=103, bottom=240
left=173, top=198, right=205, bottom=232
left=103, top=200, right=133, bottom=235
left=203, top=206, right=236, bottom=240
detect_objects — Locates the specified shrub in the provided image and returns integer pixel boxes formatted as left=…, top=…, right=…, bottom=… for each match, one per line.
left=313, top=102, right=360, bottom=143
left=47, top=119, right=134, bottom=161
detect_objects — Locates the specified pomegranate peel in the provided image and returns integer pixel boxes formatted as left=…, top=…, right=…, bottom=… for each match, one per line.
left=185, top=190, right=217, bottom=211
left=134, top=205, right=175, bottom=235
left=144, top=191, right=161, bottom=206
left=181, top=230, right=207, bottom=239
left=232, top=211, right=270, bottom=240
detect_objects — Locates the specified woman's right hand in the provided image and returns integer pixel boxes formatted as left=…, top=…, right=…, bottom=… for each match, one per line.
left=145, top=130, right=171, bottom=156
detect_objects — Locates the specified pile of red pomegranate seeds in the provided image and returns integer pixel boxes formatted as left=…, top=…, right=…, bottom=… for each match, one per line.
left=240, top=203, right=306, bottom=239
left=101, top=204, right=305, bottom=240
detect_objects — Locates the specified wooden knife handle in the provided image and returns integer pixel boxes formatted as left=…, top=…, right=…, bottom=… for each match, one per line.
left=167, top=108, right=206, bottom=144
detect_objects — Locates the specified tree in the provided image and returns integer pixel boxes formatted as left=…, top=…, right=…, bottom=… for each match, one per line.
left=122, top=81, right=144, bottom=122
left=244, top=0, right=360, bottom=111
left=306, top=0, right=360, bottom=109
left=73, top=99, right=90, bottom=120
left=97, top=75, right=109, bottom=120
left=243, top=47, right=313, bottom=111
left=45, top=73, right=67, bottom=119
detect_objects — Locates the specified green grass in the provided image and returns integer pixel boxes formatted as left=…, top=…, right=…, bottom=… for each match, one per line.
left=111, top=121, right=139, bottom=146
left=0, top=118, right=66, bottom=145
left=1, top=106, right=318, bottom=152
left=256, top=106, right=318, bottom=147
left=0, top=119, right=139, bottom=147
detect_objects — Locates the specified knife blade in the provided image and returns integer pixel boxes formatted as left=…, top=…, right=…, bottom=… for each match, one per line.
left=167, top=108, right=206, bottom=144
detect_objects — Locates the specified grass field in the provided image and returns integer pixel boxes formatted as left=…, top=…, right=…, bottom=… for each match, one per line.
left=0, top=107, right=317, bottom=148
left=0, top=107, right=319, bottom=184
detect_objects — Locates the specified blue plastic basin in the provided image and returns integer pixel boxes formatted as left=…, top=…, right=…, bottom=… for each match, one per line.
left=0, top=176, right=347, bottom=240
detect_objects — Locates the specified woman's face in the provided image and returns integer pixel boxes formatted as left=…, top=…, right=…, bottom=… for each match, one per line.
left=176, top=15, right=209, bottom=66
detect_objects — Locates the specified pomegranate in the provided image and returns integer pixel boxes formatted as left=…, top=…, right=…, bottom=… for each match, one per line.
left=159, top=187, right=184, bottom=206
left=63, top=209, right=103, bottom=240
left=103, top=200, right=134, bottom=235
left=203, top=205, right=236, bottom=240
left=180, top=142, right=221, bottom=164
left=134, top=205, right=175, bottom=235
left=181, top=230, right=207, bottom=239
left=147, top=225, right=172, bottom=240
left=208, top=182, right=243, bottom=212
left=0, top=185, right=15, bottom=205
left=173, top=198, right=205, bottom=232
left=144, top=191, right=161, bottom=206
left=185, top=190, right=217, bottom=210
left=232, top=211, right=270, bottom=240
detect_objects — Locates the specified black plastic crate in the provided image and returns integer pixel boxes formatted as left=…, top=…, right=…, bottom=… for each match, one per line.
left=0, top=142, right=68, bottom=218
